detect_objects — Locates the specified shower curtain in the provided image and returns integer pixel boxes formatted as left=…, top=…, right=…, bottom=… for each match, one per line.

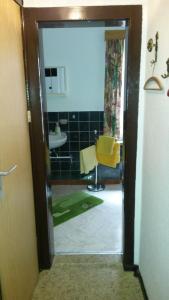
left=104, top=31, right=125, bottom=138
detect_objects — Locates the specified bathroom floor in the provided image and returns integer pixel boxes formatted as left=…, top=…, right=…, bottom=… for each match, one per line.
left=52, top=184, right=123, bottom=254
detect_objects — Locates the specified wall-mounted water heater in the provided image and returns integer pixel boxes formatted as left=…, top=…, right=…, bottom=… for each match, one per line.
left=45, top=66, right=66, bottom=95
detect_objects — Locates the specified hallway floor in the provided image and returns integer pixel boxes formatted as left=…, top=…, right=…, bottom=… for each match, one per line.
left=52, top=184, right=122, bottom=254
left=32, top=255, right=144, bottom=300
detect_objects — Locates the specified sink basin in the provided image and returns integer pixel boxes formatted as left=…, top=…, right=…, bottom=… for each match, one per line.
left=49, top=132, right=67, bottom=149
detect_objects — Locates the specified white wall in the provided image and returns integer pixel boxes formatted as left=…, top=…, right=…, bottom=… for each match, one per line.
left=139, top=0, right=169, bottom=299
left=24, top=0, right=147, bottom=265
left=42, top=27, right=106, bottom=112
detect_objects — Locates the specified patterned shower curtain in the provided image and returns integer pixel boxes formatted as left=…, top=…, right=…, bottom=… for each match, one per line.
left=104, top=38, right=124, bottom=138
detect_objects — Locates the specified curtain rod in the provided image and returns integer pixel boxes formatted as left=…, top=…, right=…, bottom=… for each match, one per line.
left=105, top=30, right=126, bottom=40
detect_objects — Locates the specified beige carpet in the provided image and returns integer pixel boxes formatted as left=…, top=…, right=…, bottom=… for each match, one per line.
left=32, top=255, right=144, bottom=300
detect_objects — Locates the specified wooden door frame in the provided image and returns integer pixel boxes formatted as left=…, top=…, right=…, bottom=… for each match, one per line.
left=22, top=5, right=142, bottom=270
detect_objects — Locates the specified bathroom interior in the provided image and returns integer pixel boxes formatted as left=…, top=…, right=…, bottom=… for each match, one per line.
left=40, top=20, right=126, bottom=254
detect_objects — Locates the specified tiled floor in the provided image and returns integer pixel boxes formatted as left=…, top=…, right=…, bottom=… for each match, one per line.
left=52, top=184, right=123, bottom=254
left=32, top=255, right=144, bottom=300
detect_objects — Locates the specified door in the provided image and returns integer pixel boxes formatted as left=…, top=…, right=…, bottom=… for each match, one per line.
left=0, top=0, right=38, bottom=299
left=23, top=6, right=142, bottom=270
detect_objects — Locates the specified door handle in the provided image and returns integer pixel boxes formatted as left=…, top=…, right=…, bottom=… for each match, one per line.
left=0, top=165, right=17, bottom=176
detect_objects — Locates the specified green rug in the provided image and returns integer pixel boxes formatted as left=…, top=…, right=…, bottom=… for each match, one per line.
left=52, top=191, right=103, bottom=226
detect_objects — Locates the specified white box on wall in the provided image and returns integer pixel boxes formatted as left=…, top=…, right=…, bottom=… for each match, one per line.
left=45, top=66, right=66, bottom=95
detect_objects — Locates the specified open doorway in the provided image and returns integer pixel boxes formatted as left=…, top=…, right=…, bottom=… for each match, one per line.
left=39, top=20, right=126, bottom=254
left=22, top=6, right=142, bottom=269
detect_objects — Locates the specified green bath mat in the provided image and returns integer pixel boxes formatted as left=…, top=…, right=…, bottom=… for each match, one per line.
left=52, top=191, right=103, bottom=226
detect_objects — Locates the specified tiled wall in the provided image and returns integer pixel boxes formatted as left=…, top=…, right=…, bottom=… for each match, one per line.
left=48, top=111, right=104, bottom=179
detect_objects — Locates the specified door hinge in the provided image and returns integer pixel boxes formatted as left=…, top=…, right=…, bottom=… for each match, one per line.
left=27, top=110, right=31, bottom=123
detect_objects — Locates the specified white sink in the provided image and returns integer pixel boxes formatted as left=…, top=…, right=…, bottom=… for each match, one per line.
left=49, top=132, right=67, bottom=149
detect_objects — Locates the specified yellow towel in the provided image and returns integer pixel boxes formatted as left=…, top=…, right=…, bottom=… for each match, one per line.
left=96, top=135, right=115, bottom=155
left=96, top=136, right=120, bottom=168
left=80, top=145, right=98, bottom=174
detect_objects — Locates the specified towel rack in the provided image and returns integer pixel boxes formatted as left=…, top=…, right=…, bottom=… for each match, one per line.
left=87, top=131, right=105, bottom=192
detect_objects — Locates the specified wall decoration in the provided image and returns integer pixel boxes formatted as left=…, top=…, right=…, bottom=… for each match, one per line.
left=167, top=89, right=169, bottom=97
left=161, top=58, right=169, bottom=79
left=144, top=32, right=163, bottom=91
left=147, top=32, right=159, bottom=65
left=144, top=76, right=163, bottom=91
